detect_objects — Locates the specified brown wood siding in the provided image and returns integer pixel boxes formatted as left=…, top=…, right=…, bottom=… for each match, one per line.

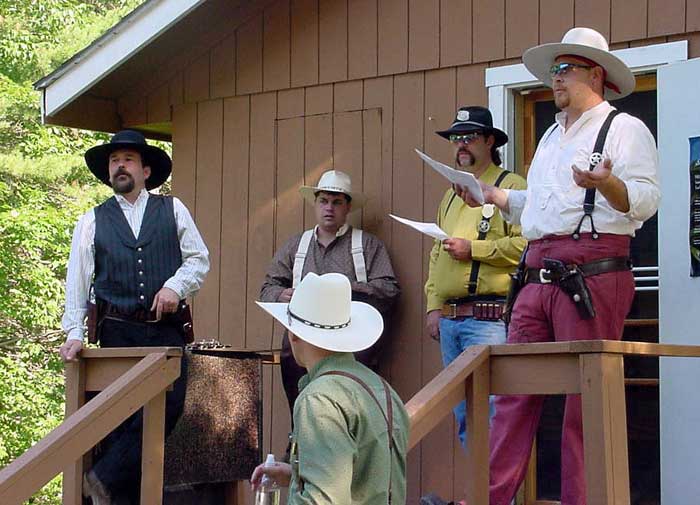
left=236, top=14, right=264, bottom=96
left=348, top=0, right=379, bottom=79
left=154, top=2, right=700, bottom=503
left=147, top=83, right=171, bottom=124
left=210, top=33, right=237, bottom=99
left=193, top=99, right=224, bottom=340
left=263, top=0, right=292, bottom=92
left=648, top=0, right=686, bottom=38
left=409, top=0, right=440, bottom=71
left=319, top=0, right=349, bottom=84
left=506, top=0, right=539, bottom=59
left=440, top=0, right=472, bottom=67
left=183, top=53, right=211, bottom=104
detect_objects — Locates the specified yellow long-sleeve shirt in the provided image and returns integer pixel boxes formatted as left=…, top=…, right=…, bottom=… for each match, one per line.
left=425, top=164, right=527, bottom=312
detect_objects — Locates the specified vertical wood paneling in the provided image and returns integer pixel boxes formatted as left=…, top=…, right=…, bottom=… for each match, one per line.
left=457, top=64, right=488, bottom=107
left=334, top=80, right=363, bottom=111
left=392, top=71, right=425, bottom=504
left=184, top=53, right=210, bottom=104
left=539, top=0, right=574, bottom=44
left=574, top=0, right=611, bottom=40
left=361, top=108, right=383, bottom=235
left=147, top=82, right=170, bottom=124
left=506, top=0, right=539, bottom=58
left=378, top=0, right=409, bottom=75
left=219, top=96, right=250, bottom=347
left=171, top=103, right=198, bottom=217
left=473, top=0, right=505, bottom=62
left=409, top=0, right=440, bottom=71
left=237, top=14, right=264, bottom=96
left=264, top=0, right=291, bottom=92
left=421, top=67, right=457, bottom=501
left=333, top=111, right=363, bottom=228
left=688, top=3, right=700, bottom=32
left=211, top=33, right=236, bottom=99
left=348, top=0, right=378, bottom=79
left=169, top=72, right=184, bottom=108
left=304, top=114, right=333, bottom=227
left=364, top=76, right=395, bottom=249
left=305, top=84, right=334, bottom=116
left=319, top=0, right=348, bottom=83
left=648, top=0, right=685, bottom=37
left=291, top=0, right=320, bottom=88
left=246, top=92, right=277, bottom=349
left=440, top=0, right=472, bottom=67
left=278, top=88, right=305, bottom=119
left=194, top=99, right=224, bottom=340
left=611, top=0, right=647, bottom=42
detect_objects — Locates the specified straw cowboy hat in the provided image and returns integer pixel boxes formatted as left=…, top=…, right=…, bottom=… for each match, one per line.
left=256, top=272, right=383, bottom=353
left=436, top=106, right=508, bottom=147
left=299, top=170, right=367, bottom=208
left=522, top=27, right=635, bottom=101
left=85, top=130, right=172, bottom=190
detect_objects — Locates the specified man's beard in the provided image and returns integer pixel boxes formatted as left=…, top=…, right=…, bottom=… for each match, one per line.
left=456, top=148, right=474, bottom=168
left=111, top=171, right=135, bottom=194
left=554, top=92, right=570, bottom=110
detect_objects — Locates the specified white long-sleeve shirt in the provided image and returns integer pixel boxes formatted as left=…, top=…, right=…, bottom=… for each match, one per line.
left=503, top=101, right=660, bottom=240
left=62, top=189, right=209, bottom=341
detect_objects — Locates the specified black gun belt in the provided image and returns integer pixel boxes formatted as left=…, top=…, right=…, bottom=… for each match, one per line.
left=525, top=256, right=632, bottom=284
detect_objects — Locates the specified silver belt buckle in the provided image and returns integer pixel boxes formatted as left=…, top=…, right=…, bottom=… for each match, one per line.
left=448, top=302, right=458, bottom=319
left=539, top=268, right=552, bottom=284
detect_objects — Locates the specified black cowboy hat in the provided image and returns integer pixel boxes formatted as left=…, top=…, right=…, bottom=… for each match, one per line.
left=435, top=106, right=508, bottom=148
left=84, top=130, right=172, bottom=190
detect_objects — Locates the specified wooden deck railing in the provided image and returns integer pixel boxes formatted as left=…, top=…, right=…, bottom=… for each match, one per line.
left=405, top=340, right=700, bottom=505
left=0, top=347, right=181, bottom=505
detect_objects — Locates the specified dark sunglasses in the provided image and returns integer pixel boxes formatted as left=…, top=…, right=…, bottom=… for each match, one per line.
left=549, top=62, right=592, bottom=77
left=448, top=132, right=482, bottom=144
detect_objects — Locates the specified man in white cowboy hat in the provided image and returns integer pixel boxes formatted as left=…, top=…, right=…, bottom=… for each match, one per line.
left=58, top=130, right=210, bottom=504
left=260, top=169, right=400, bottom=415
left=447, top=27, right=660, bottom=505
left=251, top=272, right=409, bottom=504
left=424, top=106, right=526, bottom=448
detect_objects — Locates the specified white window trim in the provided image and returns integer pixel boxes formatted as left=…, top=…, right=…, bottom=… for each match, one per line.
left=485, top=41, right=688, bottom=171
left=37, top=0, right=206, bottom=120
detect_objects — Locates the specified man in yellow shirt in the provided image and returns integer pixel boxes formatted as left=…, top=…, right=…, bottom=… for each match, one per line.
left=425, top=106, right=526, bottom=447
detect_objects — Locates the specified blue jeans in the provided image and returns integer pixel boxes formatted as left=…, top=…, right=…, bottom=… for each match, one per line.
left=439, top=316, right=506, bottom=447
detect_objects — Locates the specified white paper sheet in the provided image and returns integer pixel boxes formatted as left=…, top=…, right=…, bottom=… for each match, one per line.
left=389, top=214, right=450, bottom=241
left=414, top=148, right=485, bottom=204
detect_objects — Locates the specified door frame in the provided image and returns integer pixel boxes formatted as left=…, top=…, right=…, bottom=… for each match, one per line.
left=484, top=41, right=688, bottom=172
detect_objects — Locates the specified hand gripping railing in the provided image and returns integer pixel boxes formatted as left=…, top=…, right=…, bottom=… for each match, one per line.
left=404, top=340, right=700, bottom=505
left=0, top=347, right=181, bottom=505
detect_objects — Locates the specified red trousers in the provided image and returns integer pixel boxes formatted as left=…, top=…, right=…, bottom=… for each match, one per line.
left=489, top=233, right=635, bottom=505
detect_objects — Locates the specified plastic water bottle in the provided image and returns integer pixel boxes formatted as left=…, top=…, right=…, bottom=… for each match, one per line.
left=254, top=454, right=281, bottom=505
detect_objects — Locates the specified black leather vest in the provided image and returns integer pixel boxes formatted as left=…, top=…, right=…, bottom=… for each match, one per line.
left=93, top=195, right=182, bottom=313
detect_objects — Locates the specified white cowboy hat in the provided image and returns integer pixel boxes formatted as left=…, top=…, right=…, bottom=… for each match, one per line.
left=256, top=272, right=383, bottom=353
left=522, top=27, right=635, bottom=101
left=299, top=170, right=367, bottom=208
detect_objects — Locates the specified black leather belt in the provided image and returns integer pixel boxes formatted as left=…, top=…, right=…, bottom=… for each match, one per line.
left=525, top=256, right=632, bottom=284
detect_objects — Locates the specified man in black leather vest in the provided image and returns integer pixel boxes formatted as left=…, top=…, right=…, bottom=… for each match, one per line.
left=58, top=130, right=209, bottom=504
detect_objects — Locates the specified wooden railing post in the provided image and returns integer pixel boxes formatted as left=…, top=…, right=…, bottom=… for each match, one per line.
left=62, top=359, right=85, bottom=505
left=141, top=390, right=167, bottom=505
left=464, top=359, right=490, bottom=505
left=580, top=353, right=630, bottom=505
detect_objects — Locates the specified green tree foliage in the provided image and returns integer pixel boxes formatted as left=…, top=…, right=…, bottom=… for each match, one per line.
left=0, top=1, right=143, bottom=503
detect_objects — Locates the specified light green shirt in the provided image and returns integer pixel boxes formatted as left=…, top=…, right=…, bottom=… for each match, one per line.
left=288, top=353, right=409, bottom=505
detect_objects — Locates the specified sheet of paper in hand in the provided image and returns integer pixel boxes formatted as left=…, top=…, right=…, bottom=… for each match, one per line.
left=414, top=148, right=485, bottom=204
left=389, top=214, right=450, bottom=241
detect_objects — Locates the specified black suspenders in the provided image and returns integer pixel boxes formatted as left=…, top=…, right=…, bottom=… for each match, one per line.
left=572, top=110, right=620, bottom=240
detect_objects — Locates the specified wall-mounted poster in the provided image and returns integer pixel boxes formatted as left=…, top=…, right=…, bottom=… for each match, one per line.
left=691, top=136, right=700, bottom=277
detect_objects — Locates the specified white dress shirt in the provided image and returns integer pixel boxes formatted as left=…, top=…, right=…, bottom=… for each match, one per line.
left=62, top=189, right=210, bottom=341
left=504, top=101, right=660, bottom=240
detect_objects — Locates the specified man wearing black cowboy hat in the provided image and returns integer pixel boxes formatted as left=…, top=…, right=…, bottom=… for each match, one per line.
left=424, top=106, right=526, bottom=448
left=58, top=130, right=209, bottom=504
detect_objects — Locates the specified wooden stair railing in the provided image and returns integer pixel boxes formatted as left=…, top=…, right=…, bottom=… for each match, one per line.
left=404, top=340, right=700, bottom=505
left=0, top=347, right=181, bottom=505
